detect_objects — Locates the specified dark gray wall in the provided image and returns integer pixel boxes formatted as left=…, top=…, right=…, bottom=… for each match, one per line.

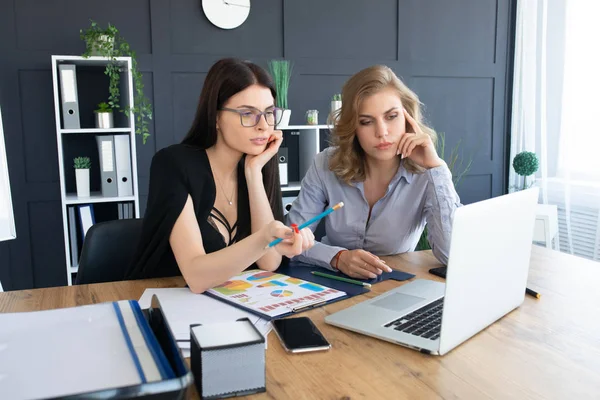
left=0, top=0, right=515, bottom=290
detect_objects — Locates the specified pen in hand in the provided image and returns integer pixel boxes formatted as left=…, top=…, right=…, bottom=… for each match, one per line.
left=266, top=202, right=344, bottom=248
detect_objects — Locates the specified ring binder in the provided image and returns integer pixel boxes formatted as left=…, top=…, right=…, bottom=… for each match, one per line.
left=58, top=64, right=81, bottom=129
left=0, top=296, right=192, bottom=399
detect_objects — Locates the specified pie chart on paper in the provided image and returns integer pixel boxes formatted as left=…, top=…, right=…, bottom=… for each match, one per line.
left=270, top=290, right=293, bottom=298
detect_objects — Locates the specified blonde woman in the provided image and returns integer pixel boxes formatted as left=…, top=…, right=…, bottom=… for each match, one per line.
left=286, top=65, right=461, bottom=279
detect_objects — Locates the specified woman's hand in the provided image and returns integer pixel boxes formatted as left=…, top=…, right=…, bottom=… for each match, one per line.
left=245, top=130, right=283, bottom=175
left=262, top=221, right=315, bottom=258
left=334, top=249, right=392, bottom=279
left=397, top=109, right=444, bottom=169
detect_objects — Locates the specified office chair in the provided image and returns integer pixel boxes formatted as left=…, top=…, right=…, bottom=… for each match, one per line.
left=75, top=218, right=143, bottom=285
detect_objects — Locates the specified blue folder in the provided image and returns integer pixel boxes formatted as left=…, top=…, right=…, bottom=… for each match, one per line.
left=279, top=260, right=416, bottom=297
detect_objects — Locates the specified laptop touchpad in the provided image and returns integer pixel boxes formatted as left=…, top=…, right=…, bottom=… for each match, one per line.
left=372, top=293, right=425, bottom=312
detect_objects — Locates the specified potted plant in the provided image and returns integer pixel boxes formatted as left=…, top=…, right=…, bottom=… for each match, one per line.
left=513, top=151, right=539, bottom=190
left=80, top=20, right=152, bottom=144
left=74, top=157, right=91, bottom=198
left=268, top=60, right=293, bottom=127
left=331, top=94, right=342, bottom=116
left=94, top=102, right=113, bottom=129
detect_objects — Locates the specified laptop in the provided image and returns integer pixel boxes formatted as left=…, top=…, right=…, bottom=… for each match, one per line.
left=324, top=188, right=540, bottom=355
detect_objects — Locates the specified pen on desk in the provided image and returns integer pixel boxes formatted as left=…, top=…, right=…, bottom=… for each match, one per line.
left=266, top=202, right=345, bottom=248
left=311, top=271, right=372, bottom=288
left=526, top=288, right=541, bottom=299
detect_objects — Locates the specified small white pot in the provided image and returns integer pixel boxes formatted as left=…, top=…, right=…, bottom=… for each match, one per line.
left=88, top=35, right=115, bottom=56
left=76, top=169, right=90, bottom=197
left=331, top=100, right=342, bottom=115
left=277, top=109, right=291, bottom=128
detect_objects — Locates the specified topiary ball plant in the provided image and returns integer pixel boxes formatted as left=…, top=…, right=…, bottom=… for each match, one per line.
left=513, top=151, right=539, bottom=190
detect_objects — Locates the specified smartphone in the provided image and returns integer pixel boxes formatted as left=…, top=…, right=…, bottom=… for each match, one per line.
left=272, top=317, right=331, bottom=353
left=429, top=266, right=447, bottom=279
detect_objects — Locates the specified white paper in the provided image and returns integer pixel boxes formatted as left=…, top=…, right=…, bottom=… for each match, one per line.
left=138, top=288, right=272, bottom=354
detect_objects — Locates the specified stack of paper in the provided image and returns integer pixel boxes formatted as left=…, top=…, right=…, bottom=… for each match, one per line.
left=138, top=288, right=272, bottom=358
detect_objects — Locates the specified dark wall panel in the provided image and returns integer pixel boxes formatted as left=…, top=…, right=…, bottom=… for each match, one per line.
left=29, top=201, right=67, bottom=287
left=403, top=0, right=498, bottom=64
left=0, top=0, right=515, bottom=289
left=411, top=76, right=494, bottom=164
left=15, top=0, right=152, bottom=54
left=171, top=72, right=207, bottom=142
left=460, top=174, right=493, bottom=205
left=285, top=0, right=398, bottom=60
left=19, top=70, right=59, bottom=184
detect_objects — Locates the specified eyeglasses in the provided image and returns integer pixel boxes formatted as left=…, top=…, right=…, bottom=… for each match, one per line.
left=220, top=107, right=283, bottom=127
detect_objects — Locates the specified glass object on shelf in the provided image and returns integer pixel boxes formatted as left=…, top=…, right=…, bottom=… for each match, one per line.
left=306, top=110, right=318, bottom=125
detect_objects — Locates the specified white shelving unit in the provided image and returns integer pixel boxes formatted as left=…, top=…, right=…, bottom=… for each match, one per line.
left=51, top=55, right=140, bottom=285
left=278, top=124, right=331, bottom=193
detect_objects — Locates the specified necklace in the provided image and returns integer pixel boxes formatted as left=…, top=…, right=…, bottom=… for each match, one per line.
left=213, top=169, right=236, bottom=206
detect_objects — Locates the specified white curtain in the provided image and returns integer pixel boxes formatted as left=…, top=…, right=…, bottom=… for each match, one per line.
left=510, top=0, right=600, bottom=261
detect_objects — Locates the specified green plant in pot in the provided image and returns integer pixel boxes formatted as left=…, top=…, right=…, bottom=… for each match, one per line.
left=74, top=156, right=91, bottom=198
left=94, top=102, right=113, bottom=129
left=415, top=132, right=473, bottom=251
left=268, top=59, right=293, bottom=127
left=512, top=151, right=539, bottom=191
left=331, top=93, right=342, bottom=117
left=80, top=20, right=152, bottom=144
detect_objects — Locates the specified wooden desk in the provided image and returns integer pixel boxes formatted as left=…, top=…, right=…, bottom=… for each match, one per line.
left=1, top=246, right=600, bottom=399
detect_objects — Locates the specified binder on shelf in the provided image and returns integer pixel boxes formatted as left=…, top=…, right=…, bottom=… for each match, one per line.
left=114, top=135, right=133, bottom=196
left=118, top=203, right=124, bottom=219
left=0, top=296, right=192, bottom=399
left=67, top=206, right=79, bottom=267
left=78, top=204, right=95, bottom=241
left=58, top=64, right=81, bottom=129
left=96, top=135, right=118, bottom=197
left=278, top=147, right=288, bottom=185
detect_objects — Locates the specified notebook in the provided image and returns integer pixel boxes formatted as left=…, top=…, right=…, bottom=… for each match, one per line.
left=0, top=300, right=176, bottom=400
left=205, top=269, right=347, bottom=319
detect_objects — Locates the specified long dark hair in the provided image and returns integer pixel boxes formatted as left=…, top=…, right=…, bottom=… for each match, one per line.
left=182, top=58, right=284, bottom=230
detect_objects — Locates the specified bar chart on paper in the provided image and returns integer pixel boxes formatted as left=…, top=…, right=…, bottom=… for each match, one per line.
left=208, top=270, right=346, bottom=318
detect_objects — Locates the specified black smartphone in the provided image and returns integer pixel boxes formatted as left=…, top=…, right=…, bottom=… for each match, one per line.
left=429, top=266, right=447, bottom=279
left=272, top=317, right=331, bottom=353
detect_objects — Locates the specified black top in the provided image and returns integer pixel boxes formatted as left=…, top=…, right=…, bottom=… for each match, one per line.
left=125, top=144, right=252, bottom=279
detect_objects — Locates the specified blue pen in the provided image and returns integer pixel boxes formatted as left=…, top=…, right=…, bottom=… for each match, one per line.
left=266, top=202, right=345, bottom=248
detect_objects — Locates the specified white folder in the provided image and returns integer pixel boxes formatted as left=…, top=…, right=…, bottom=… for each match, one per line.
left=78, top=204, right=95, bottom=240
left=58, top=64, right=81, bottom=129
left=114, top=135, right=133, bottom=196
left=96, top=135, right=118, bottom=197
left=0, top=300, right=173, bottom=400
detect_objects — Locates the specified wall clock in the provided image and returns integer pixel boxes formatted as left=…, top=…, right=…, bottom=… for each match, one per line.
left=202, top=0, right=251, bottom=30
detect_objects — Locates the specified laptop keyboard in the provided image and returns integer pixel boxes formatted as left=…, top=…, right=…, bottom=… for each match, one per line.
left=384, top=298, right=444, bottom=340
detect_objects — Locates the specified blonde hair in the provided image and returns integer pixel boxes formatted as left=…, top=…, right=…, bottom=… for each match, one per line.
left=328, top=65, right=437, bottom=184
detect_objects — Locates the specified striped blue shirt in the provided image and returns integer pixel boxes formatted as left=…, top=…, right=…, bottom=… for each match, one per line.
left=285, top=147, right=462, bottom=270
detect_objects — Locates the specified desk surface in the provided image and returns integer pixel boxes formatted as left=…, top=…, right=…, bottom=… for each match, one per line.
left=1, top=246, right=600, bottom=399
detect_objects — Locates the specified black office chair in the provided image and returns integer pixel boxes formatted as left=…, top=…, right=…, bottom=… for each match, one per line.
left=75, top=218, right=144, bottom=285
